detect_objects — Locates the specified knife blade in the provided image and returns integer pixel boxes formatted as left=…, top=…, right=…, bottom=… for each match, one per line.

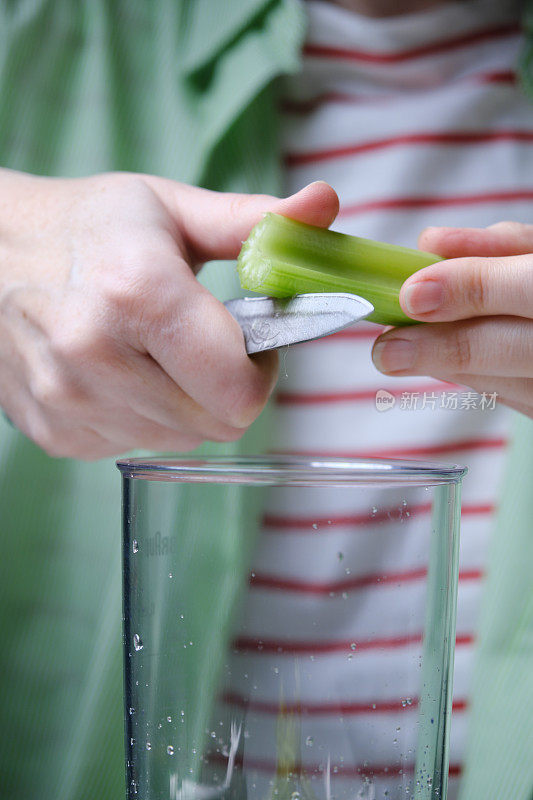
left=224, top=293, right=374, bottom=354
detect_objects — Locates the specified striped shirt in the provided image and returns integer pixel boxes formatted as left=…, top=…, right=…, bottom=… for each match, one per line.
left=222, top=2, right=530, bottom=798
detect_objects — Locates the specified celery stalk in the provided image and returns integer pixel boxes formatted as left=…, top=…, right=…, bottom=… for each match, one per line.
left=237, top=213, right=442, bottom=326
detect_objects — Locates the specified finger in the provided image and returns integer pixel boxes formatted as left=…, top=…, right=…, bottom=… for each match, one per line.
left=399, top=253, right=533, bottom=321
left=418, top=221, right=533, bottom=258
left=45, top=412, right=204, bottom=459
left=95, top=351, right=250, bottom=443
left=140, top=269, right=279, bottom=429
left=83, top=402, right=219, bottom=451
left=429, top=371, right=533, bottom=419
left=28, top=409, right=124, bottom=460
left=37, top=402, right=205, bottom=459
left=143, top=177, right=340, bottom=262
left=0, top=367, right=104, bottom=459
left=20, top=340, right=242, bottom=453
left=90, top=417, right=204, bottom=454
left=371, top=317, right=533, bottom=379
left=20, top=281, right=260, bottom=443
left=496, top=396, right=533, bottom=418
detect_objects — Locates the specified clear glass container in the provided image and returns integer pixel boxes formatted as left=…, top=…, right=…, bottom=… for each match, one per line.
left=117, top=456, right=466, bottom=800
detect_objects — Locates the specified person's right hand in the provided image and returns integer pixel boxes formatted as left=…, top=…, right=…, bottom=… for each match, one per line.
left=0, top=170, right=338, bottom=459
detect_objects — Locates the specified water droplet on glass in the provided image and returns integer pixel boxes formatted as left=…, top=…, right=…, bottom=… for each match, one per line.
left=312, top=523, right=318, bottom=530
left=179, top=614, right=184, bottom=621
left=169, top=572, right=173, bottom=579
left=167, top=716, right=172, bottom=723
left=133, top=634, right=143, bottom=651
left=130, top=737, right=135, bottom=746
left=305, top=736, right=314, bottom=747
left=146, top=742, right=151, bottom=750
left=401, top=697, right=413, bottom=707
left=132, top=540, right=139, bottom=553
left=357, top=777, right=375, bottom=799
left=337, top=551, right=344, bottom=561
left=371, top=506, right=378, bottom=516
left=167, top=745, right=174, bottom=755
left=350, top=642, right=357, bottom=651
left=342, top=592, right=348, bottom=600
left=273, top=666, right=279, bottom=675
left=129, top=707, right=135, bottom=715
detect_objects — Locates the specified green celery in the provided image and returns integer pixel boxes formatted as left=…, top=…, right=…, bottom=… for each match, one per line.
left=237, top=212, right=443, bottom=326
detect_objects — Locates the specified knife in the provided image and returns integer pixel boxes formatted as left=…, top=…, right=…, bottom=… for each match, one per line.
left=224, top=293, right=374, bottom=354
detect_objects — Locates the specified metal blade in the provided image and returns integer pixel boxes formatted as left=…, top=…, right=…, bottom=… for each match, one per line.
left=224, top=293, right=374, bottom=354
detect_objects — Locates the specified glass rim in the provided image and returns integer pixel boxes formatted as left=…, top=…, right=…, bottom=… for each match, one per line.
left=116, top=455, right=467, bottom=486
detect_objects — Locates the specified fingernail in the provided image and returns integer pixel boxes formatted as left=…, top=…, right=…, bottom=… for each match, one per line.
left=372, top=338, right=417, bottom=373
left=403, top=280, right=444, bottom=315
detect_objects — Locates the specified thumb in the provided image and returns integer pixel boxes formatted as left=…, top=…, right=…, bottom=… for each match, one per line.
left=144, top=177, right=340, bottom=262
left=418, top=221, right=533, bottom=258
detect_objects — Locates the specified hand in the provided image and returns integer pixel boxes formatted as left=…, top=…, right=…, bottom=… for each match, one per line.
left=371, top=221, right=533, bottom=418
left=0, top=170, right=338, bottom=458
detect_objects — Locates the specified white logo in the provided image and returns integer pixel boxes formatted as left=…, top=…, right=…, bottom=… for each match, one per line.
left=375, top=389, right=395, bottom=412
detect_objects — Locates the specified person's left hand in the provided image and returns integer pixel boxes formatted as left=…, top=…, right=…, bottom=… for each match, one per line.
left=371, top=221, right=533, bottom=418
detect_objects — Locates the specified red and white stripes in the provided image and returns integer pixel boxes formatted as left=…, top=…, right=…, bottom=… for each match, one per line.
left=220, top=2, right=529, bottom=798
left=301, top=22, right=520, bottom=65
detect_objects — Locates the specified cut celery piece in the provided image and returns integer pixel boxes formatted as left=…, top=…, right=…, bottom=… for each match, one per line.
left=237, top=212, right=442, bottom=326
